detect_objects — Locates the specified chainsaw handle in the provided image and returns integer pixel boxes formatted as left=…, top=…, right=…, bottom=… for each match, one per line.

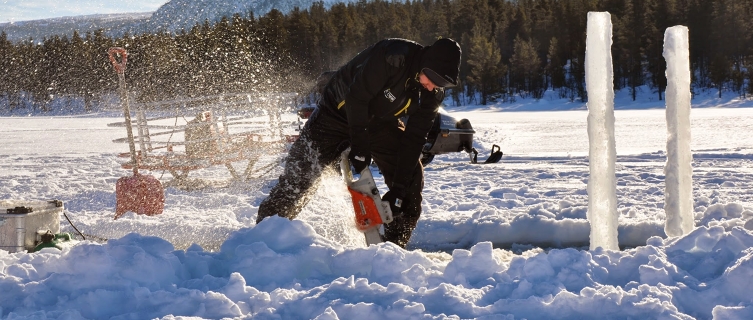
left=340, top=149, right=357, bottom=185
left=108, top=47, right=128, bottom=74
left=340, top=149, right=374, bottom=184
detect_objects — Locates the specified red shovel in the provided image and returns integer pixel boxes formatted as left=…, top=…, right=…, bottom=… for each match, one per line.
left=108, top=47, right=165, bottom=220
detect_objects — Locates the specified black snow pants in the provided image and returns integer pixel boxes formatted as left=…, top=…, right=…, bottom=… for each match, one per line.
left=256, top=105, right=424, bottom=248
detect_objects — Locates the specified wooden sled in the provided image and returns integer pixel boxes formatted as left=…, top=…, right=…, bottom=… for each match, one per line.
left=108, top=93, right=301, bottom=190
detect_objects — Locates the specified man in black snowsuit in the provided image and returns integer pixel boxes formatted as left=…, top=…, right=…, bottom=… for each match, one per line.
left=256, top=38, right=462, bottom=248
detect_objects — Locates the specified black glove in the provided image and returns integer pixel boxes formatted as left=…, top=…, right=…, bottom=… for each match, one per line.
left=348, top=149, right=371, bottom=174
left=349, top=126, right=371, bottom=173
left=382, top=186, right=406, bottom=216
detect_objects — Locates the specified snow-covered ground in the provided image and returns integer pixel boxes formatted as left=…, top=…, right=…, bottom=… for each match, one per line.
left=2, top=88, right=753, bottom=319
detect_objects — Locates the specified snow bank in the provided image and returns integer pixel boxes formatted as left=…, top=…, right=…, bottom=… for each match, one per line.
left=3, top=217, right=753, bottom=318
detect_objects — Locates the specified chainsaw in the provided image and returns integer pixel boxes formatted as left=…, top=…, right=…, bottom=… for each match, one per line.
left=339, top=149, right=394, bottom=246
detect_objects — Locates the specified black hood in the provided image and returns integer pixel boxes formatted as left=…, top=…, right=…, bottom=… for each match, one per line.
left=420, top=38, right=461, bottom=88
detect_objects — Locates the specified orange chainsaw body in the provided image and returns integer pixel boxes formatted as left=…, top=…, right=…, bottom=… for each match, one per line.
left=348, top=187, right=385, bottom=231
left=340, top=150, right=393, bottom=245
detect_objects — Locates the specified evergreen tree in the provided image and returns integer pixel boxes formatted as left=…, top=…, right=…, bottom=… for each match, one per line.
left=0, top=31, right=12, bottom=109
left=509, top=36, right=542, bottom=98
left=711, top=0, right=750, bottom=64
left=710, top=0, right=751, bottom=96
left=546, top=37, right=566, bottom=93
left=647, top=0, right=675, bottom=100
left=686, top=0, right=714, bottom=87
left=310, top=2, right=340, bottom=69
left=612, top=0, right=644, bottom=100
left=746, top=58, right=753, bottom=97
left=420, top=0, right=450, bottom=43
left=466, top=21, right=504, bottom=104
left=710, top=53, right=730, bottom=98
left=330, top=3, right=364, bottom=60
left=67, top=31, right=93, bottom=110
left=286, top=8, right=316, bottom=76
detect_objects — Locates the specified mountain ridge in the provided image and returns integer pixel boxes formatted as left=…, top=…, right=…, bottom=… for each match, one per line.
left=1, top=0, right=353, bottom=42
left=1, top=13, right=152, bottom=42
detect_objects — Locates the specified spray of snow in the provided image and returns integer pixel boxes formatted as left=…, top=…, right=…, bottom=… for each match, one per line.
left=663, top=26, right=695, bottom=237
left=585, top=12, right=619, bottom=250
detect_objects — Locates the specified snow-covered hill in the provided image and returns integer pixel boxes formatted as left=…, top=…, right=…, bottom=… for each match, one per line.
left=0, top=13, right=152, bottom=42
left=148, top=0, right=352, bottom=33
left=0, top=0, right=360, bottom=42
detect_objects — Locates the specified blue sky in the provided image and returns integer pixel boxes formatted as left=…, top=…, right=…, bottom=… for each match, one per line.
left=0, top=0, right=168, bottom=23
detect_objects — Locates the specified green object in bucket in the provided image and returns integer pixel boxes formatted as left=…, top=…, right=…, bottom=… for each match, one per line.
left=32, top=231, right=73, bottom=252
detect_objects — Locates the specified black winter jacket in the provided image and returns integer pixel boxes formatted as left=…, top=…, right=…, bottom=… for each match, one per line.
left=321, top=38, right=444, bottom=190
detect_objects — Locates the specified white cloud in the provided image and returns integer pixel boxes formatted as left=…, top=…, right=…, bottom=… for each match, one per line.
left=0, top=0, right=168, bottom=23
